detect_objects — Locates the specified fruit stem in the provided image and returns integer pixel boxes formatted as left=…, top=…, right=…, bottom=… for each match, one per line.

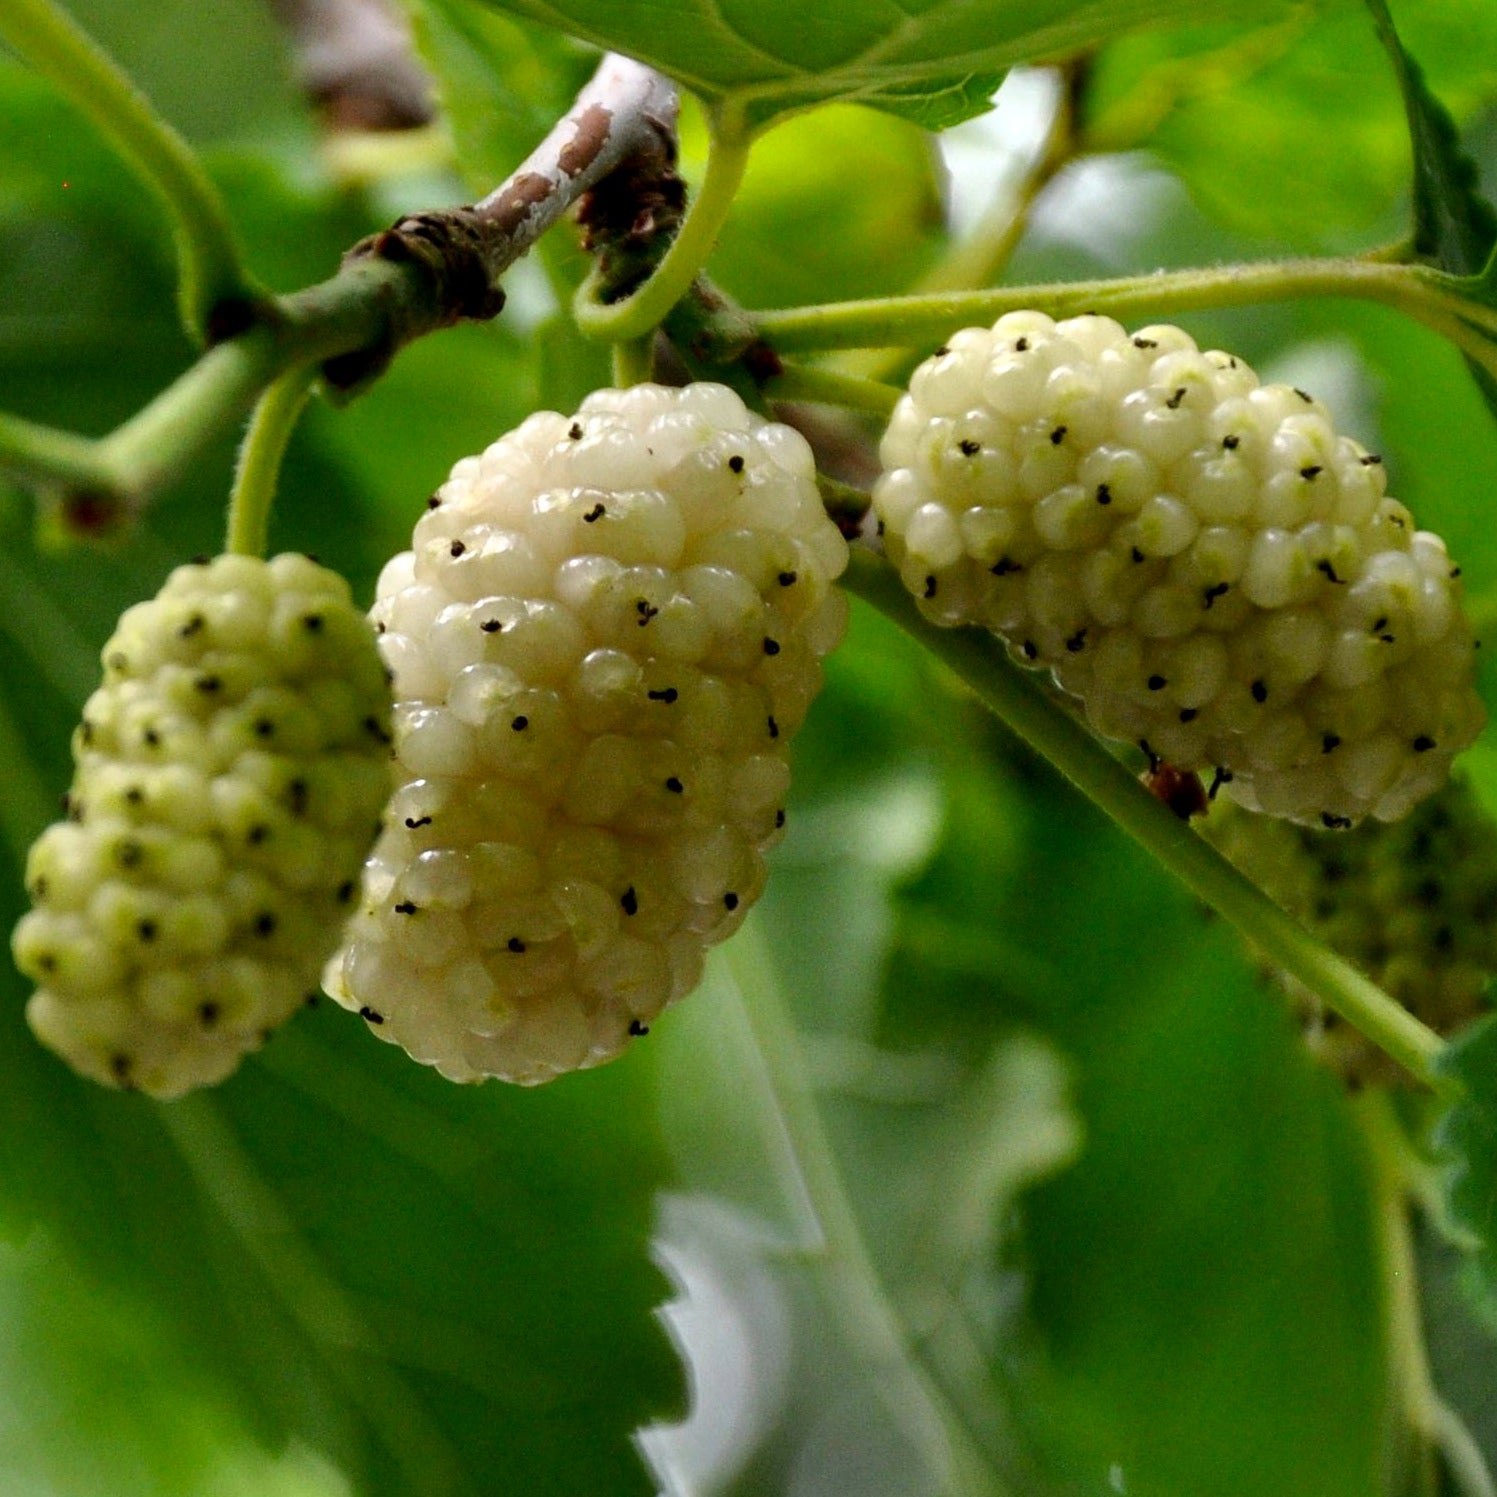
left=765, top=365, right=902, bottom=417
left=814, top=472, right=874, bottom=531
left=574, top=107, right=751, bottom=343
left=842, top=550, right=1456, bottom=1097
left=0, top=0, right=265, bottom=342
left=746, top=255, right=1497, bottom=367
left=225, top=364, right=318, bottom=558
left=610, top=334, right=655, bottom=388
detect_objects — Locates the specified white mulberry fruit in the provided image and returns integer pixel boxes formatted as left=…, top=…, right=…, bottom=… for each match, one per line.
left=875, top=312, right=1485, bottom=825
left=325, top=383, right=849, bottom=1084
left=11, top=553, right=393, bottom=1098
left=1208, top=777, right=1497, bottom=1085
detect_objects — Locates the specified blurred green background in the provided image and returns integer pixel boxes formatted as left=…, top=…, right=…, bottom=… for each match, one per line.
left=2, top=0, right=1497, bottom=1492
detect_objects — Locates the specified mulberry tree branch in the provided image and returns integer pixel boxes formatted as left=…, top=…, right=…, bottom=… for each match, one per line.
left=266, top=0, right=435, bottom=131
left=0, top=52, right=679, bottom=526
left=327, top=52, right=679, bottom=390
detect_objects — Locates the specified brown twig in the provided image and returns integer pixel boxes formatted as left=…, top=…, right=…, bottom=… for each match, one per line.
left=324, top=54, right=679, bottom=389
left=267, top=0, right=435, bottom=131
left=0, top=53, right=681, bottom=523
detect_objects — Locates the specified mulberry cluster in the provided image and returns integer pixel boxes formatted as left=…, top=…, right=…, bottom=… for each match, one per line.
left=1209, top=777, right=1497, bottom=1086
left=12, top=554, right=393, bottom=1098
left=325, top=383, right=849, bottom=1084
left=875, top=313, right=1484, bottom=825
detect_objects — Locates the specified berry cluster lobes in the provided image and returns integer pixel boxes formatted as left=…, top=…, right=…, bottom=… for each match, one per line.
left=326, top=383, right=849, bottom=1084
left=12, top=554, right=393, bottom=1097
left=1209, top=776, right=1497, bottom=1085
left=875, top=313, right=1484, bottom=825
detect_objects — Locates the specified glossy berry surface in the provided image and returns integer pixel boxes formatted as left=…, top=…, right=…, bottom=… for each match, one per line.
left=326, top=383, right=849, bottom=1084
left=875, top=312, right=1485, bottom=826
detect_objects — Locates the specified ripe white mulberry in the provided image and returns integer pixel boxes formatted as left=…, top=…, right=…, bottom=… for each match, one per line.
left=1208, top=777, right=1497, bottom=1085
left=875, top=312, right=1485, bottom=825
left=11, top=553, right=393, bottom=1098
left=325, top=383, right=849, bottom=1084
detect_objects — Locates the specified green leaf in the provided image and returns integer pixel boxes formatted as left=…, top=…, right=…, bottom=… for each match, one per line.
left=1081, top=0, right=1497, bottom=250
left=1364, top=0, right=1497, bottom=424
left=405, top=0, right=597, bottom=192
left=0, top=527, right=684, bottom=1497
left=1436, top=1015, right=1497, bottom=1289
left=858, top=69, right=1005, bottom=131
left=752, top=601, right=1390, bottom=1493
left=456, top=0, right=1299, bottom=131
left=52, top=0, right=304, bottom=144
left=1365, top=0, right=1497, bottom=274
left=0, top=1229, right=351, bottom=1497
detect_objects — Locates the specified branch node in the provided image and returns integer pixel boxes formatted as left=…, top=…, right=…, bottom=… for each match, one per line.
left=323, top=210, right=508, bottom=391
left=51, top=485, right=133, bottom=539
left=204, top=293, right=279, bottom=348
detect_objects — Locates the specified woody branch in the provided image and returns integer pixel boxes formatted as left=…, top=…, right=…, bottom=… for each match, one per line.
left=0, top=53, right=680, bottom=528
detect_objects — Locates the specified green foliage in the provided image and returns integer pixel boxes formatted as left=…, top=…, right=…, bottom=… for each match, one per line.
left=1364, top=0, right=1497, bottom=423
left=1437, top=1016, right=1497, bottom=1290
left=0, top=21, right=682, bottom=1493
left=464, top=0, right=1300, bottom=131
left=1082, top=0, right=1497, bottom=250
left=405, top=0, right=595, bottom=191
left=1366, top=0, right=1497, bottom=273
left=689, top=102, right=946, bottom=308
left=763, top=609, right=1392, bottom=1495
left=4, top=0, right=1497, bottom=1492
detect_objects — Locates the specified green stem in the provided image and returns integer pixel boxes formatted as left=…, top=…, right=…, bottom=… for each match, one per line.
left=574, top=110, right=751, bottom=342
left=2, top=254, right=401, bottom=512
left=1431, top=1403, right=1497, bottom=1497
left=0, top=0, right=262, bottom=340
left=224, top=364, right=317, bottom=557
left=609, top=333, right=654, bottom=388
left=749, top=256, right=1486, bottom=360
left=816, top=472, right=874, bottom=532
left=0, top=410, right=119, bottom=497
left=765, top=364, right=901, bottom=417
left=843, top=551, right=1452, bottom=1095
left=1359, top=1094, right=1497, bottom=1497
left=724, top=925, right=1008, bottom=1495
left=99, top=326, right=281, bottom=497
left=1363, top=1093, right=1441, bottom=1496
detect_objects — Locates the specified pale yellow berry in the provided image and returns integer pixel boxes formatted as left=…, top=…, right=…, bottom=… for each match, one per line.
left=876, top=314, right=1484, bottom=826
left=12, top=554, right=392, bottom=1098
left=326, top=384, right=849, bottom=1084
